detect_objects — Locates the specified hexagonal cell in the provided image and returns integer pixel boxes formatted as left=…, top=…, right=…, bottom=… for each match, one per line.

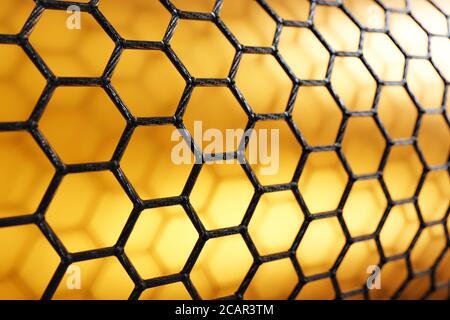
left=190, top=162, right=254, bottom=230
left=246, top=120, right=302, bottom=186
left=431, top=36, right=450, bottom=81
left=380, top=204, right=420, bottom=257
left=29, top=10, right=115, bottom=77
left=369, top=259, right=408, bottom=300
left=99, top=0, right=170, bottom=41
left=183, top=86, right=248, bottom=154
left=297, top=217, right=345, bottom=275
left=190, top=234, right=253, bottom=299
left=380, top=0, right=406, bottom=9
left=54, top=257, right=134, bottom=299
left=235, top=54, right=292, bottom=114
left=331, top=57, right=377, bottom=111
left=278, top=27, right=330, bottom=80
left=436, top=250, right=450, bottom=284
left=411, top=0, right=448, bottom=35
left=296, top=278, right=335, bottom=300
left=293, top=86, right=342, bottom=146
left=0, top=131, right=54, bottom=218
left=363, top=32, right=405, bottom=82
left=428, top=288, right=449, bottom=300
left=342, top=117, right=385, bottom=175
left=410, top=225, right=447, bottom=272
left=120, top=125, right=194, bottom=200
left=344, top=0, right=385, bottom=29
left=46, top=171, right=132, bottom=252
left=314, top=5, right=360, bottom=52
left=398, top=275, right=430, bottom=300
left=265, top=0, right=310, bottom=21
left=171, top=0, right=216, bottom=12
left=299, top=151, right=348, bottom=213
left=383, top=145, right=422, bottom=200
left=125, top=205, right=198, bottom=279
left=433, top=0, right=450, bottom=14
left=0, top=44, right=46, bottom=122
left=0, top=224, right=59, bottom=299
left=336, top=240, right=379, bottom=292
left=390, top=13, right=428, bottom=57
left=0, top=0, right=34, bottom=34
left=39, top=86, right=126, bottom=164
left=111, top=49, right=185, bottom=118
left=447, top=92, right=450, bottom=120
left=407, top=59, right=444, bottom=110
left=248, top=191, right=304, bottom=255
left=344, top=293, right=365, bottom=300
left=171, top=20, right=235, bottom=78
left=220, top=1, right=276, bottom=47
left=418, top=170, right=449, bottom=222
left=244, top=259, right=297, bottom=299
left=343, top=179, right=387, bottom=237
left=139, top=282, right=191, bottom=300
left=417, top=114, right=450, bottom=167
left=427, top=287, right=449, bottom=300
left=448, top=217, right=450, bottom=238
left=378, top=86, right=418, bottom=140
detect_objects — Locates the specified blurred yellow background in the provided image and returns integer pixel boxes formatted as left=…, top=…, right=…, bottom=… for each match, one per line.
left=0, top=0, right=449, bottom=300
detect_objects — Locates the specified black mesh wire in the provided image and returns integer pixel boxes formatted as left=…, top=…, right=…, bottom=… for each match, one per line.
left=0, top=0, right=449, bottom=300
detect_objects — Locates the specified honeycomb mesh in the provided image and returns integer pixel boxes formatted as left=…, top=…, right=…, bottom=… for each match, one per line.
left=0, top=0, right=449, bottom=300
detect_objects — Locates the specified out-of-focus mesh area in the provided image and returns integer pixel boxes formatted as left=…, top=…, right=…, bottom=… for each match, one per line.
left=0, top=0, right=449, bottom=300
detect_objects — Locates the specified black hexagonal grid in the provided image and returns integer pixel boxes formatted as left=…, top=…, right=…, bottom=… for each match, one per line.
left=0, top=0, right=449, bottom=300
